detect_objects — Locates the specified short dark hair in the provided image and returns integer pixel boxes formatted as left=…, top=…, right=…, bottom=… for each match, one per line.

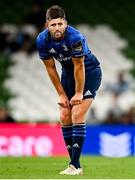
left=46, top=5, right=65, bottom=21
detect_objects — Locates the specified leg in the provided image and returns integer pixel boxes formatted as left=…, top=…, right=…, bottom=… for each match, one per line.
left=59, top=107, right=73, bottom=159
left=59, top=106, right=82, bottom=175
left=70, top=99, right=93, bottom=168
left=72, top=99, right=93, bottom=124
left=59, top=106, right=72, bottom=126
left=60, top=67, right=102, bottom=174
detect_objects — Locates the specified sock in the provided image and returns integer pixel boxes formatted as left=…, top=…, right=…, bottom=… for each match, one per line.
left=62, top=124, right=73, bottom=159
left=70, top=123, right=86, bottom=168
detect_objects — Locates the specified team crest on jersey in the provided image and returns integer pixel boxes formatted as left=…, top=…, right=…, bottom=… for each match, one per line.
left=61, top=44, right=69, bottom=51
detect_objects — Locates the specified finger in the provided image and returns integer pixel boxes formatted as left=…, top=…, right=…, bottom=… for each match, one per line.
left=58, top=102, right=68, bottom=108
left=66, top=101, right=71, bottom=109
left=70, top=100, right=73, bottom=106
left=58, top=102, right=66, bottom=108
left=70, top=100, right=82, bottom=106
left=58, top=102, right=62, bottom=106
left=70, top=100, right=76, bottom=106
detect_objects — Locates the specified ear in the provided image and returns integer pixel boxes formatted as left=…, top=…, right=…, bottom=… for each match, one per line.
left=65, top=20, right=68, bottom=27
left=45, top=22, right=48, bottom=28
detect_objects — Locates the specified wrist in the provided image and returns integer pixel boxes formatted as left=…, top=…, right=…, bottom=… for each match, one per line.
left=58, top=92, right=66, bottom=97
left=76, top=91, right=83, bottom=95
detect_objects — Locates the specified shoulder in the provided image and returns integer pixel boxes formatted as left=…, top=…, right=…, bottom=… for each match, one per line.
left=36, top=29, right=50, bottom=45
left=66, top=26, right=84, bottom=43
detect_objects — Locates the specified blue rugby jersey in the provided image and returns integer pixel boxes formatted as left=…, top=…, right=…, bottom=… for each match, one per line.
left=36, top=25, right=100, bottom=74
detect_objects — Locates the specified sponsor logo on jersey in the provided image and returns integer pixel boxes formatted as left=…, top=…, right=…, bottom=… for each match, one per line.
left=49, top=48, right=56, bottom=53
left=57, top=54, right=71, bottom=62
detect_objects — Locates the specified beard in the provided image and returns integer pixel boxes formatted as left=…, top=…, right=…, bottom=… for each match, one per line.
left=51, top=30, right=65, bottom=40
left=54, top=31, right=62, bottom=37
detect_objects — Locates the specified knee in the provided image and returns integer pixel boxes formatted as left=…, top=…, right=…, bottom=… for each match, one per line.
left=60, top=111, right=67, bottom=122
left=72, top=109, right=83, bottom=123
left=60, top=111, right=71, bottom=125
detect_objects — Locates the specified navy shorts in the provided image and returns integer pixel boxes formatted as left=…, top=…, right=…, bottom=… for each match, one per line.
left=61, top=66, right=102, bottom=100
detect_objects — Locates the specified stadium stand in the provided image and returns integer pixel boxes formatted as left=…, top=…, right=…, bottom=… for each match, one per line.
left=4, top=24, right=135, bottom=122
left=1, top=0, right=135, bottom=123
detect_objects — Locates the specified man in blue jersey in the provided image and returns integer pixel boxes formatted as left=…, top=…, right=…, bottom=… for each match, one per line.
left=36, top=5, right=102, bottom=175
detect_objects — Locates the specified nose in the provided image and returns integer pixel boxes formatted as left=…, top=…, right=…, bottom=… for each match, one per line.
left=55, top=24, right=59, bottom=30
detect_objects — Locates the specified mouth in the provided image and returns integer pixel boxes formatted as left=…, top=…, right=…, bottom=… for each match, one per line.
left=54, top=31, right=62, bottom=37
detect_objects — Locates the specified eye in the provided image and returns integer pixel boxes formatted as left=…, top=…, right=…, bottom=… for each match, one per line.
left=50, top=23, right=56, bottom=27
left=58, top=23, right=63, bottom=26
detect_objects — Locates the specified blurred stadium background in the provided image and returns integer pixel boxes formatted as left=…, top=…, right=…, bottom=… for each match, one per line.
left=0, top=0, right=135, bottom=157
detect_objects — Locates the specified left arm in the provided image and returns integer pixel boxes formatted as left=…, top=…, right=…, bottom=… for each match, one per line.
left=70, top=56, right=85, bottom=105
left=73, top=56, right=85, bottom=94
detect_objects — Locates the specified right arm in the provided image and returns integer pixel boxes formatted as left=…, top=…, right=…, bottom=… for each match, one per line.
left=36, top=34, right=70, bottom=108
left=42, top=58, right=70, bottom=108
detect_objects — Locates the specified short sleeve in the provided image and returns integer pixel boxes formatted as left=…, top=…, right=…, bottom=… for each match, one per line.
left=70, top=34, right=85, bottom=58
left=36, top=34, right=52, bottom=60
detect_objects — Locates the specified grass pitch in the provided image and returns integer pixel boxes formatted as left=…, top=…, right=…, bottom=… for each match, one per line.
left=0, top=156, right=135, bottom=179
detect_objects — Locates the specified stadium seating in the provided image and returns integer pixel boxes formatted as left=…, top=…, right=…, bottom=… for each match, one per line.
left=1, top=0, right=135, bottom=123
left=4, top=25, right=135, bottom=122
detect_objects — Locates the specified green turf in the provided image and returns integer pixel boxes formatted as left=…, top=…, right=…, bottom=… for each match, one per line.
left=0, top=156, right=135, bottom=179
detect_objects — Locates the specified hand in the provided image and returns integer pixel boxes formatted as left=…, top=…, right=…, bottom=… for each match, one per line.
left=70, top=93, right=83, bottom=106
left=58, top=94, right=71, bottom=108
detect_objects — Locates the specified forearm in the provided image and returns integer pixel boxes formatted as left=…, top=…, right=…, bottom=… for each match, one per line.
left=46, top=67, right=66, bottom=96
left=43, top=59, right=66, bottom=96
left=74, top=63, right=85, bottom=94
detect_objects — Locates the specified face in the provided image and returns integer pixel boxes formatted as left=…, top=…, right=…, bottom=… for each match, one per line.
left=46, top=18, right=67, bottom=40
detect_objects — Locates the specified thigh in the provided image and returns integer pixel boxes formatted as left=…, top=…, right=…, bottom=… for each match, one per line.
left=61, top=73, right=75, bottom=100
left=71, top=98, right=93, bottom=123
left=83, top=68, right=102, bottom=99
